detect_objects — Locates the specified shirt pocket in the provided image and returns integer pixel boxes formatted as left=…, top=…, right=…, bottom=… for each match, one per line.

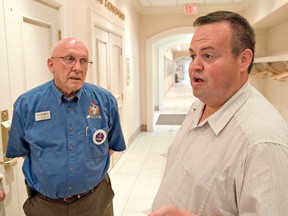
left=86, top=127, right=109, bottom=159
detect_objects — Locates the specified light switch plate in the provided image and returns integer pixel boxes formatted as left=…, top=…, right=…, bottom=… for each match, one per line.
left=0, top=110, right=9, bottom=122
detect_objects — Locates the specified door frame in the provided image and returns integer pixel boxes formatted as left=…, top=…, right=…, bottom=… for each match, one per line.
left=145, top=26, right=194, bottom=131
left=90, top=6, right=127, bottom=137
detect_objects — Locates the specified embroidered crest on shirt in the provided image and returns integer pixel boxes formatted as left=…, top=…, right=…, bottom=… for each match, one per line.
left=87, top=102, right=101, bottom=119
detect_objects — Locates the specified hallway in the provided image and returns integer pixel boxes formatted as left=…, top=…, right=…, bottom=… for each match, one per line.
left=110, top=82, right=196, bottom=216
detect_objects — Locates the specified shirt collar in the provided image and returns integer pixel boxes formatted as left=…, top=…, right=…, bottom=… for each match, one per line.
left=198, top=81, right=251, bottom=135
left=52, top=81, right=82, bottom=105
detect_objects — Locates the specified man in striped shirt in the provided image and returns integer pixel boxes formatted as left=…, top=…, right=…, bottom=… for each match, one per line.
left=150, top=10, right=288, bottom=216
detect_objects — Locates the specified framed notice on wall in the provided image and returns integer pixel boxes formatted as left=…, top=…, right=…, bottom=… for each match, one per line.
left=164, top=57, right=173, bottom=77
left=126, top=55, right=130, bottom=86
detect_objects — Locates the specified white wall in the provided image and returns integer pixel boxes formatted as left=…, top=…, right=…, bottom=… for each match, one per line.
left=268, top=20, right=288, bottom=55
left=120, top=1, right=142, bottom=143
left=247, top=1, right=288, bottom=121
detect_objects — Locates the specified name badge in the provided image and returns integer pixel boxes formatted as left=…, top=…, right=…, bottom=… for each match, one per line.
left=35, top=111, right=51, bottom=121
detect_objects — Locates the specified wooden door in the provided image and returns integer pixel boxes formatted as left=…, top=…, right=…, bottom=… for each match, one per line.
left=93, top=26, right=124, bottom=168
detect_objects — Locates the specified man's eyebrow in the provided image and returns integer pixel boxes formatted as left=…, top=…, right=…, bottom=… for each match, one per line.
left=189, top=46, right=215, bottom=53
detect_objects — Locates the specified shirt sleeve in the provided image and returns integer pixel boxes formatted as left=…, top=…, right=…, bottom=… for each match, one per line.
left=6, top=102, right=30, bottom=158
left=107, top=95, right=126, bottom=152
left=239, top=142, right=288, bottom=215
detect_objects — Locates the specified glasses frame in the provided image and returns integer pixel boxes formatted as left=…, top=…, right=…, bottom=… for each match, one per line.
left=51, top=56, right=93, bottom=67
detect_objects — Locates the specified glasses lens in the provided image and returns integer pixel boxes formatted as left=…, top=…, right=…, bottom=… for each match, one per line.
left=63, top=56, right=76, bottom=65
left=80, top=58, right=89, bottom=67
left=58, top=56, right=91, bottom=67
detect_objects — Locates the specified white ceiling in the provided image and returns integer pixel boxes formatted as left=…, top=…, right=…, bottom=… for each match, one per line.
left=128, top=0, right=259, bottom=53
left=139, top=0, right=244, bottom=7
left=130, top=0, right=255, bottom=15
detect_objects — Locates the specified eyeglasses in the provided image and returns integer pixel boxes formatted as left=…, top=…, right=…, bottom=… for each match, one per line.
left=51, top=55, right=93, bottom=67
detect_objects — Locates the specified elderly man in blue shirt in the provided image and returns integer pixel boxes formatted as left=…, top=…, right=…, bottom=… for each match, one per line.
left=6, top=37, right=126, bottom=216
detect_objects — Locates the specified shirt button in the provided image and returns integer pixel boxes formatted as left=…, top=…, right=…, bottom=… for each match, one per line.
left=69, top=167, right=74, bottom=171
left=69, top=187, right=72, bottom=190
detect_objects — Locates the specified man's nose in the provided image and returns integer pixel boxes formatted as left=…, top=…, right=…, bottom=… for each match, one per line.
left=189, top=57, right=204, bottom=72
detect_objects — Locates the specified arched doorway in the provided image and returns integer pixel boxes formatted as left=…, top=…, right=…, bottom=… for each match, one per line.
left=145, top=26, right=194, bottom=131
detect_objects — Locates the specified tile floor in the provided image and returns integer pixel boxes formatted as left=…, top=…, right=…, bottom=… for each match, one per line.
left=109, top=82, right=196, bottom=216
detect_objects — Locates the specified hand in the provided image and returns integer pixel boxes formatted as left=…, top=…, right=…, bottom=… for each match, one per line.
left=149, top=205, right=197, bottom=216
left=0, top=190, right=6, bottom=201
left=109, top=149, right=114, bottom=155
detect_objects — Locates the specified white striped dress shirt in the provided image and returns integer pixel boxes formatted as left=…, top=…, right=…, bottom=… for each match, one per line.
left=152, top=81, right=288, bottom=216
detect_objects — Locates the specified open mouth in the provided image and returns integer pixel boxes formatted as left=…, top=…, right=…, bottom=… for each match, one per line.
left=70, top=77, right=81, bottom=80
left=193, top=76, right=203, bottom=83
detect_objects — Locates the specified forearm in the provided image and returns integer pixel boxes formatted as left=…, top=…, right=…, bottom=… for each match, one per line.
left=109, top=149, right=114, bottom=155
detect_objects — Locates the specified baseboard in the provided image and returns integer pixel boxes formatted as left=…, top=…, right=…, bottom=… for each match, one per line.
left=127, top=126, right=141, bottom=147
left=141, top=124, right=147, bottom=131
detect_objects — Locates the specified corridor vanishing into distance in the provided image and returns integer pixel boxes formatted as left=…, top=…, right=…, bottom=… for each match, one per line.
left=110, top=82, right=196, bottom=215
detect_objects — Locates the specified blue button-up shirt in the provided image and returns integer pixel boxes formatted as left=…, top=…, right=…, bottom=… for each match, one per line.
left=6, top=80, right=126, bottom=198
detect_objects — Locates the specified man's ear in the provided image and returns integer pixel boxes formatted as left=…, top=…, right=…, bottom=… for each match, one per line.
left=240, top=49, right=253, bottom=72
left=47, top=58, right=55, bottom=74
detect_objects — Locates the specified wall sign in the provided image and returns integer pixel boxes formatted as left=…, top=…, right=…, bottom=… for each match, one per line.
left=96, top=0, right=125, bottom=20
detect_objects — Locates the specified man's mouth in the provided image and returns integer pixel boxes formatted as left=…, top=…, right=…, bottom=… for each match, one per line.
left=193, top=76, right=203, bottom=83
left=70, top=77, right=81, bottom=80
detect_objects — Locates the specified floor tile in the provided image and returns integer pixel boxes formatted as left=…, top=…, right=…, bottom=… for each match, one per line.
left=110, top=82, right=196, bottom=215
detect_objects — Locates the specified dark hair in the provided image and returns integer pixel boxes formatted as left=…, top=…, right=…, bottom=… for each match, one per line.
left=193, top=10, right=255, bottom=73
